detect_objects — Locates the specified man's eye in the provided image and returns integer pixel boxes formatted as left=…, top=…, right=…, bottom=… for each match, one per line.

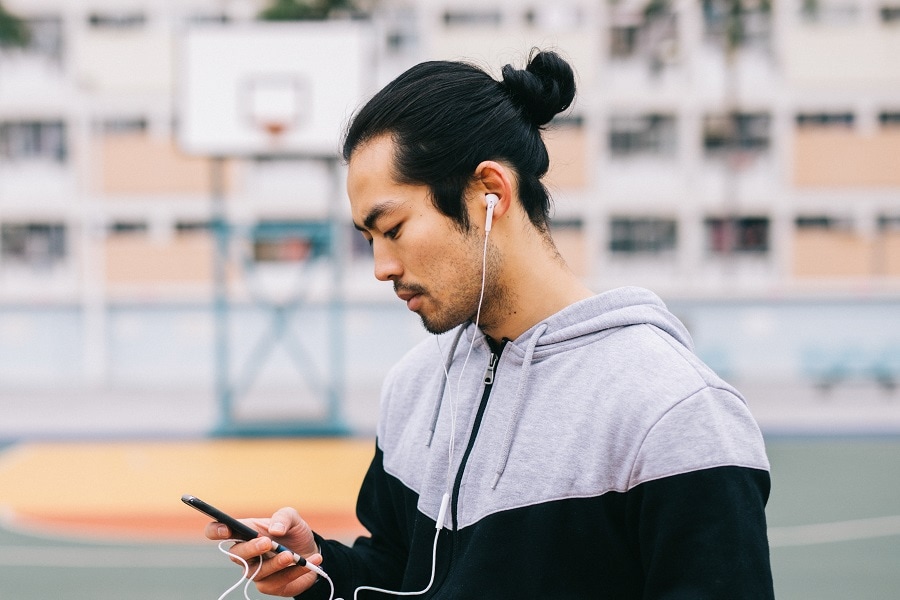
left=384, top=225, right=401, bottom=240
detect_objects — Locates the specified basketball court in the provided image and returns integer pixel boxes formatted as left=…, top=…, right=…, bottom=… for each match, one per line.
left=0, top=20, right=896, bottom=600
left=1, top=436, right=898, bottom=599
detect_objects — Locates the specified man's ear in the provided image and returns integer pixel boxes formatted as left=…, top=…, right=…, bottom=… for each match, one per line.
left=473, top=160, right=514, bottom=225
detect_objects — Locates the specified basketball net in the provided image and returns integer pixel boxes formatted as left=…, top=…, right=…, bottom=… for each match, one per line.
left=242, top=74, right=306, bottom=154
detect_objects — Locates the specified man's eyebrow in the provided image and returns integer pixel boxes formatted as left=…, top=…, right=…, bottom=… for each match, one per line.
left=354, top=200, right=403, bottom=232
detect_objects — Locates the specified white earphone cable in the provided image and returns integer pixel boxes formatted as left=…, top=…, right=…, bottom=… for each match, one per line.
left=216, top=540, right=265, bottom=600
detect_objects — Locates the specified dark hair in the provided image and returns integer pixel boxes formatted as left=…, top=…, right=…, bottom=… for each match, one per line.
left=342, top=50, right=576, bottom=232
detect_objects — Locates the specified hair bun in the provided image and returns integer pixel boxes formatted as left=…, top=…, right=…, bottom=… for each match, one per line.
left=500, top=50, right=576, bottom=127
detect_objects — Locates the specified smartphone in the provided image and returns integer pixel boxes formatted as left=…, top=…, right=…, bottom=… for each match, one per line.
left=182, top=494, right=265, bottom=542
left=181, top=493, right=312, bottom=567
left=181, top=494, right=328, bottom=577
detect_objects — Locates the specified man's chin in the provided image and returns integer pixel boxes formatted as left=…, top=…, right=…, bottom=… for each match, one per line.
left=420, top=317, right=453, bottom=336
left=419, top=312, right=476, bottom=336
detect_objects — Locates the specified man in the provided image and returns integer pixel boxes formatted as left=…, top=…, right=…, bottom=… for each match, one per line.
left=207, top=50, right=774, bottom=599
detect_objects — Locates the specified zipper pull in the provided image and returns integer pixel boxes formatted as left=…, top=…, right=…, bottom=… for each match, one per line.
left=484, top=353, right=498, bottom=385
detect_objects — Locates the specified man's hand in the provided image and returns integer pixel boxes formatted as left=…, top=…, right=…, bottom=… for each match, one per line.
left=205, top=507, right=324, bottom=597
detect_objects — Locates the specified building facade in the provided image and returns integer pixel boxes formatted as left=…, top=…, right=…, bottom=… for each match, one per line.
left=0, top=0, right=898, bottom=415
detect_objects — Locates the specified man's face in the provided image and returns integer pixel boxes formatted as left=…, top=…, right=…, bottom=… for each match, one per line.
left=347, top=136, right=495, bottom=334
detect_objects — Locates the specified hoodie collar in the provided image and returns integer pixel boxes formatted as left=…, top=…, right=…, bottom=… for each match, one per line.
left=425, top=287, right=693, bottom=487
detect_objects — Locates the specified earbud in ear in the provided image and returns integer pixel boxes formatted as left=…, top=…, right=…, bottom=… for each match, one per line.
left=485, top=194, right=499, bottom=232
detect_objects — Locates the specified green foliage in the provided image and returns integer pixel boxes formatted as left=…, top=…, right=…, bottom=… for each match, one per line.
left=258, top=0, right=357, bottom=21
left=0, top=2, right=29, bottom=48
left=643, top=0, right=672, bottom=20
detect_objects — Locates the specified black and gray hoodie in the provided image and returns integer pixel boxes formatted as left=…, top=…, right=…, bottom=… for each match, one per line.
left=305, top=287, right=774, bottom=599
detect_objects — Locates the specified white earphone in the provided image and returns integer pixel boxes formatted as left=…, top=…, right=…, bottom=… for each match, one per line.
left=485, top=193, right=498, bottom=232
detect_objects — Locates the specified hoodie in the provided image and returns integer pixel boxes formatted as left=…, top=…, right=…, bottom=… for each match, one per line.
left=305, top=287, right=774, bottom=599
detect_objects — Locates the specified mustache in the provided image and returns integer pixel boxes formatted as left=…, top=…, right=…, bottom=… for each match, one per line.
left=394, top=281, right=427, bottom=296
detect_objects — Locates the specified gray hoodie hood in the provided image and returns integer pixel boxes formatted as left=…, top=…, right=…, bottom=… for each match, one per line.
left=379, top=286, right=766, bottom=530
left=426, top=287, right=695, bottom=488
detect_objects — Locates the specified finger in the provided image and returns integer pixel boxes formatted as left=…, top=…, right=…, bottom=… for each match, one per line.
left=252, top=550, right=325, bottom=584
left=226, top=537, right=277, bottom=562
left=253, top=554, right=323, bottom=597
left=204, top=521, right=231, bottom=540
left=263, top=507, right=300, bottom=537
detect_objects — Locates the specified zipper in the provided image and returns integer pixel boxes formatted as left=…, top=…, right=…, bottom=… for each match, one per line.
left=428, top=345, right=503, bottom=597
left=483, top=352, right=498, bottom=385
left=450, top=349, right=500, bottom=530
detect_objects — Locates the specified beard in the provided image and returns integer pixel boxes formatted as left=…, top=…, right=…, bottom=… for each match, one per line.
left=404, top=237, right=506, bottom=335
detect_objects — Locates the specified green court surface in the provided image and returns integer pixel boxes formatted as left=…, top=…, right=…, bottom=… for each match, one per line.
left=0, top=437, right=898, bottom=599
left=766, top=437, right=900, bottom=599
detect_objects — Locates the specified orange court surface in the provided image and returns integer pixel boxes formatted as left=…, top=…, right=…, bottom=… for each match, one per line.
left=0, top=437, right=373, bottom=544
left=1, top=435, right=900, bottom=599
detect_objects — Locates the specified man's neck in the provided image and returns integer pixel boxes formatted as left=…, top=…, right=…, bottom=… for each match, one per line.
left=481, top=253, right=593, bottom=341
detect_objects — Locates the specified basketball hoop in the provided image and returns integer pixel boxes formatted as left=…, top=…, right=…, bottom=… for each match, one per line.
left=262, top=120, right=289, bottom=138
left=241, top=73, right=310, bottom=151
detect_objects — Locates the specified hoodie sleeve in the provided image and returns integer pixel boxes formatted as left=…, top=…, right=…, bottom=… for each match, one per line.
left=296, top=444, right=411, bottom=600
left=626, top=385, right=774, bottom=598
left=629, top=465, right=775, bottom=599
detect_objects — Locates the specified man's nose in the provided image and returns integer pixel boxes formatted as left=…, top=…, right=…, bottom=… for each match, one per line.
left=372, top=242, right=402, bottom=282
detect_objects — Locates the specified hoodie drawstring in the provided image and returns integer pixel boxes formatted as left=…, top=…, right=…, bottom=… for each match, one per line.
left=491, top=323, right=547, bottom=489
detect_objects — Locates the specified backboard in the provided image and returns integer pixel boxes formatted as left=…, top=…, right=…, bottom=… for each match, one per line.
left=177, top=21, right=373, bottom=157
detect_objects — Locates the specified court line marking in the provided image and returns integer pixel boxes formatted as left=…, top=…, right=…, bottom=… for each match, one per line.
left=768, top=515, right=900, bottom=547
left=0, top=545, right=232, bottom=569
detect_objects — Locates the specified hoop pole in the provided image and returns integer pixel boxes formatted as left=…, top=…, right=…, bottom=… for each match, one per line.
left=326, top=156, right=346, bottom=427
left=211, top=156, right=232, bottom=430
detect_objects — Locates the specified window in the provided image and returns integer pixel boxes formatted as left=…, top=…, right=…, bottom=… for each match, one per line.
left=610, top=25, right=640, bottom=58
left=21, top=16, right=63, bottom=63
left=609, top=114, right=677, bottom=158
left=108, top=221, right=148, bottom=235
left=879, top=111, right=900, bottom=127
left=552, top=114, right=585, bottom=128
left=795, top=215, right=852, bottom=230
left=0, top=222, right=66, bottom=268
left=349, top=223, right=372, bottom=260
left=88, top=12, right=146, bottom=28
left=0, top=120, right=67, bottom=163
left=703, top=112, right=771, bottom=157
left=609, top=1, right=678, bottom=66
left=95, top=117, right=148, bottom=135
left=184, top=12, right=230, bottom=25
left=799, top=0, right=860, bottom=23
left=384, top=7, right=418, bottom=53
left=524, top=5, right=583, bottom=30
left=878, top=215, right=900, bottom=231
left=796, top=112, right=854, bottom=128
left=882, top=5, right=900, bottom=22
left=705, top=216, right=770, bottom=254
left=251, top=221, right=330, bottom=263
left=703, top=0, right=772, bottom=51
left=442, top=10, right=501, bottom=27
left=175, top=221, right=213, bottom=234
left=610, top=217, right=678, bottom=254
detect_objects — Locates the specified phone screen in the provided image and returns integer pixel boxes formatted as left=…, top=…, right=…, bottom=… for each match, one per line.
left=182, top=494, right=261, bottom=541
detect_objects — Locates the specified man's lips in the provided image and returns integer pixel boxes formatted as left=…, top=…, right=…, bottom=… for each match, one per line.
left=395, top=288, right=424, bottom=311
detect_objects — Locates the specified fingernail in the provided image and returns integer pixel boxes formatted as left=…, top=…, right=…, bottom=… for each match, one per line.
left=270, top=523, right=286, bottom=535
left=217, top=524, right=228, bottom=537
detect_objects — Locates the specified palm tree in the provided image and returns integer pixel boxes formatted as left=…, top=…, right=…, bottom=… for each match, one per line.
left=258, top=0, right=364, bottom=21
left=0, top=1, right=28, bottom=49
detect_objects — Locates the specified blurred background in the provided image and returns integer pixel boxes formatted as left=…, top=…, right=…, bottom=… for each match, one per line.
left=0, top=0, right=898, bottom=598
